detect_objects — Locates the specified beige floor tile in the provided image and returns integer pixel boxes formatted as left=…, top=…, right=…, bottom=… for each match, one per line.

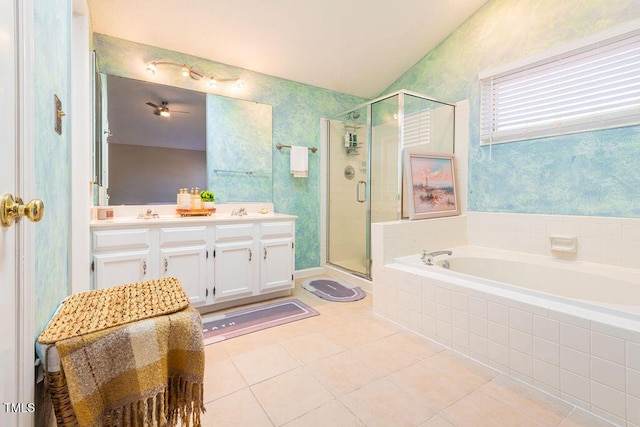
left=251, top=367, right=334, bottom=426
left=306, top=348, right=387, bottom=396
left=201, top=387, right=273, bottom=427
left=424, top=350, right=498, bottom=383
left=419, top=414, right=455, bottom=426
left=440, top=390, right=541, bottom=427
left=203, top=358, right=248, bottom=403
left=203, top=340, right=230, bottom=361
left=321, top=316, right=400, bottom=349
left=220, top=326, right=287, bottom=357
left=557, top=408, right=616, bottom=427
left=279, top=331, right=345, bottom=364
left=341, top=377, right=435, bottom=427
left=350, top=332, right=444, bottom=377
left=232, top=343, right=301, bottom=385
left=478, top=374, right=572, bottom=426
left=387, top=358, right=487, bottom=411
left=282, top=399, right=365, bottom=427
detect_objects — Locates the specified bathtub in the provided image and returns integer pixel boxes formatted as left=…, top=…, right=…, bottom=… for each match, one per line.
left=394, top=245, right=640, bottom=317
left=375, top=245, right=640, bottom=425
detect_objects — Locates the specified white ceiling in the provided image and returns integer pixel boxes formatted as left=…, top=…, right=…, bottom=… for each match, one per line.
left=87, top=0, right=488, bottom=98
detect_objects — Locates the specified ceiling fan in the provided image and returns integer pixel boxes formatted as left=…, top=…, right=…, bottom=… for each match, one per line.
left=145, top=101, right=189, bottom=118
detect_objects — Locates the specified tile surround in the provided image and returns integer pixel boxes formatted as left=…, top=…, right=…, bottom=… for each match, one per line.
left=375, top=256, right=640, bottom=425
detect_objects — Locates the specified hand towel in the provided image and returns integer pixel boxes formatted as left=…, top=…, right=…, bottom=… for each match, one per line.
left=290, top=146, right=308, bottom=178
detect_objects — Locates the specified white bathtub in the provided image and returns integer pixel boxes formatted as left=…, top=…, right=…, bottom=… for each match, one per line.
left=377, top=245, right=640, bottom=425
left=394, top=245, right=640, bottom=317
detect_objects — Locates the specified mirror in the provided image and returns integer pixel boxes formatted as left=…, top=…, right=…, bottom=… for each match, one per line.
left=96, top=74, right=273, bottom=205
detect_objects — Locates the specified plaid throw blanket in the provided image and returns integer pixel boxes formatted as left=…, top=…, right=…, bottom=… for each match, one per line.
left=54, top=307, right=205, bottom=427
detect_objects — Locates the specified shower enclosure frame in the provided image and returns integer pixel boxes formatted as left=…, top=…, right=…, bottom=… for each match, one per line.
left=323, top=90, right=456, bottom=280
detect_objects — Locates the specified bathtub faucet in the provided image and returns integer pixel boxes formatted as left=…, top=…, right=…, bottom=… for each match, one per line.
left=421, top=250, right=453, bottom=266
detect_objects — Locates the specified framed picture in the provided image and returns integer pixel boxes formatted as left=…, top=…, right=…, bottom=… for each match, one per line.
left=404, top=152, right=459, bottom=220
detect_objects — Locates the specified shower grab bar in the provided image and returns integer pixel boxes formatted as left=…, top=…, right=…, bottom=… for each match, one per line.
left=356, top=180, right=366, bottom=203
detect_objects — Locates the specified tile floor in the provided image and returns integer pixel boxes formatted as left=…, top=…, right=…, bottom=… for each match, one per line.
left=200, top=279, right=614, bottom=426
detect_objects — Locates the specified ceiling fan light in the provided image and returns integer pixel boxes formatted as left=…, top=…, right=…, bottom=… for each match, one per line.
left=146, top=62, right=157, bottom=75
left=160, top=110, right=170, bottom=118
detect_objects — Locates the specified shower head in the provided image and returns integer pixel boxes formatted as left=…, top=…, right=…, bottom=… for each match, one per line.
left=348, top=111, right=360, bottom=120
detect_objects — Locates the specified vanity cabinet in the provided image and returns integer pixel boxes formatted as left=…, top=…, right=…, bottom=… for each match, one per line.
left=259, top=222, right=295, bottom=293
left=90, top=214, right=295, bottom=311
left=158, top=226, right=209, bottom=307
left=92, top=228, right=152, bottom=289
left=212, top=223, right=257, bottom=302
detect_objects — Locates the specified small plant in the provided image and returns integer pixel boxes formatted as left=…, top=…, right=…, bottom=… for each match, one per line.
left=199, top=190, right=215, bottom=202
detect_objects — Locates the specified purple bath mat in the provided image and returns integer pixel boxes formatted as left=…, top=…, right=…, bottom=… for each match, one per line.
left=301, top=278, right=366, bottom=302
left=202, top=299, right=319, bottom=345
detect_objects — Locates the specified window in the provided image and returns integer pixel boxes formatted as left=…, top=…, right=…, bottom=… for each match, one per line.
left=480, top=24, right=640, bottom=145
left=403, top=110, right=431, bottom=147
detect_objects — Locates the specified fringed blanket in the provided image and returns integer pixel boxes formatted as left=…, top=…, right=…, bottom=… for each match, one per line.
left=53, top=307, right=205, bottom=427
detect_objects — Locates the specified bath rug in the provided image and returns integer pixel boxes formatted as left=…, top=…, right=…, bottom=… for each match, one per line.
left=202, top=299, right=319, bottom=345
left=301, top=277, right=366, bottom=302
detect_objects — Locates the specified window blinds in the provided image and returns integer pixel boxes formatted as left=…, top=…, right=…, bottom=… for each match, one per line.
left=403, top=110, right=431, bottom=147
left=480, top=29, right=640, bottom=145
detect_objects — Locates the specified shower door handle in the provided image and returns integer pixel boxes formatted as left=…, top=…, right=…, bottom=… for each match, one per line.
left=356, top=180, right=366, bottom=203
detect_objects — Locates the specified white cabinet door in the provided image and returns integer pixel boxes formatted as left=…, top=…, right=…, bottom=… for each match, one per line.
left=93, top=251, right=150, bottom=289
left=213, top=239, right=255, bottom=302
left=92, top=228, right=152, bottom=289
left=260, top=237, right=294, bottom=292
left=160, top=246, right=207, bottom=306
left=159, top=226, right=208, bottom=306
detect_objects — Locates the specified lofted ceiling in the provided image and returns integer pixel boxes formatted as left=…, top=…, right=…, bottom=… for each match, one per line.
left=87, top=0, right=488, bottom=98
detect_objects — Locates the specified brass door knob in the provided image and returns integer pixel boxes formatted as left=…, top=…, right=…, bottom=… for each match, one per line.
left=1, top=193, right=45, bottom=227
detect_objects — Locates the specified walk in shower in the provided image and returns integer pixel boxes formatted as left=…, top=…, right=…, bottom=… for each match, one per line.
left=325, top=90, right=455, bottom=279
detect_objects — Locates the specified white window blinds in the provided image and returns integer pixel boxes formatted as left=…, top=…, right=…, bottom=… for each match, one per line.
left=480, top=28, right=640, bottom=145
left=403, top=110, right=431, bottom=147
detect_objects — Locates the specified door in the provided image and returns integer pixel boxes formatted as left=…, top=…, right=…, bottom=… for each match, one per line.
left=93, top=251, right=150, bottom=289
left=0, top=2, right=20, bottom=424
left=1, top=1, right=37, bottom=425
left=259, top=237, right=294, bottom=292
left=160, top=246, right=207, bottom=306
left=213, top=240, right=255, bottom=301
left=326, top=114, right=370, bottom=277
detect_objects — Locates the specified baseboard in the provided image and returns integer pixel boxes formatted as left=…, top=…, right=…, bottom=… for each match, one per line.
left=294, top=267, right=324, bottom=279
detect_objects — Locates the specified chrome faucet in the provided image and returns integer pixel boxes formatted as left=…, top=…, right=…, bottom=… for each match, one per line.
left=421, top=250, right=453, bottom=266
left=231, top=207, right=247, bottom=216
left=137, top=209, right=159, bottom=219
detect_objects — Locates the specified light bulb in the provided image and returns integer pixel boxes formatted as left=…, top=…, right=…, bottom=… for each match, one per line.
left=146, top=62, right=157, bottom=75
left=181, top=65, right=190, bottom=77
left=236, top=79, right=245, bottom=89
left=160, top=110, right=170, bottom=118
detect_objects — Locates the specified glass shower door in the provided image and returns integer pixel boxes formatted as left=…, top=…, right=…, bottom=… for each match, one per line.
left=327, top=112, right=369, bottom=277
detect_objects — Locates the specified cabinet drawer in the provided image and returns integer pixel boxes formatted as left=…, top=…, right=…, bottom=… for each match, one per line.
left=261, top=221, right=294, bottom=238
left=93, top=229, right=150, bottom=250
left=159, top=226, right=207, bottom=246
left=215, top=223, right=255, bottom=241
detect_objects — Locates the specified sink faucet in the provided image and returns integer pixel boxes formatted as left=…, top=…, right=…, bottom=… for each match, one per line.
left=137, top=209, right=159, bottom=219
left=421, top=250, right=453, bottom=266
left=231, top=207, right=247, bottom=216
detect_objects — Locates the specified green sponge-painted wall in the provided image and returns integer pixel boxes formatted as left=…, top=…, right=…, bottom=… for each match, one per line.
left=384, top=0, right=640, bottom=217
left=34, top=0, right=72, bottom=335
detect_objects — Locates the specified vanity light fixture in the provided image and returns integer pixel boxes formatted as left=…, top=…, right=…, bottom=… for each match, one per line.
left=145, top=61, right=244, bottom=90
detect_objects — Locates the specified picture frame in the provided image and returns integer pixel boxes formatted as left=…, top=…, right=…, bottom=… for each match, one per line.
left=404, top=152, right=459, bottom=220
